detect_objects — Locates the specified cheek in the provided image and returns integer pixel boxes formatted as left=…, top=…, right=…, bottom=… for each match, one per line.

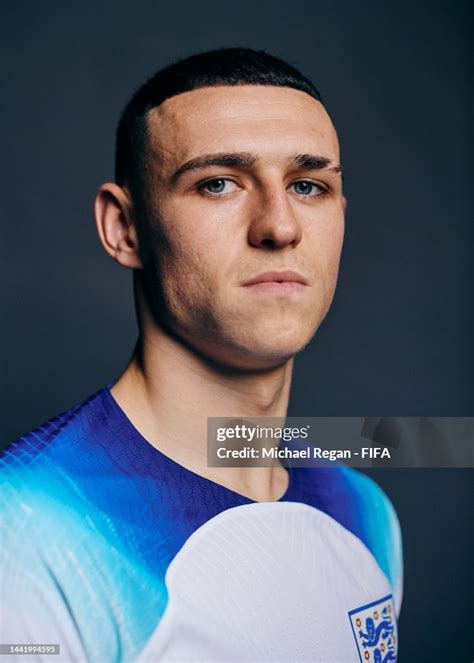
left=311, top=206, right=344, bottom=261
left=309, top=212, right=344, bottom=303
left=148, top=215, right=220, bottom=311
left=327, top=217, right=345, bottom=274
left=323, top=217, right=345, bottom=300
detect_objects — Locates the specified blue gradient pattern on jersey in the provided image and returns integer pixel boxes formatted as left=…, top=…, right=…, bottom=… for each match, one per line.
left=0, top=386, right=402, bottom=661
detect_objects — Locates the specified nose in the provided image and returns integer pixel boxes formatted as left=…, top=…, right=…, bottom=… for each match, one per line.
left=247, top=183, right=303, bottom=249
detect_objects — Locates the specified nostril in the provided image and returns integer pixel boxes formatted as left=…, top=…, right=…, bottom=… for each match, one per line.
left=261, top=239, right=278, bottom=249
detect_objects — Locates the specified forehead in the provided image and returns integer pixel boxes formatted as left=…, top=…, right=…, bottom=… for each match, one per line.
left=146, top=85, right=340, bottom=167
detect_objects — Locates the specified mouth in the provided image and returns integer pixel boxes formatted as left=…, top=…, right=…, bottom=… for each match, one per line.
left=241, top=270, right=309, bottom=294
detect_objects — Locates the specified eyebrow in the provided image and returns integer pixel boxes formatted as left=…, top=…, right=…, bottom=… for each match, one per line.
left=289, top=153, right=342, bottom=175
left=171, top=151, right=342, bottom=183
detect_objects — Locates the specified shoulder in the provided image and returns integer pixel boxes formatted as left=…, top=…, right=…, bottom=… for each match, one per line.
left=0, top=386, right=114, bottom=552
left=0, top=386, right=165, bottom=661
left=338, top=467, right=404, bottom=615
left=0, top=386, right=112, bottom=490
left=1, top=385, right=108, bottom=460
left=338, top=466, right=401, bottom=530
left=0, top=385, right=115, bottom=573
left=294, top=465, right=403, bottom=614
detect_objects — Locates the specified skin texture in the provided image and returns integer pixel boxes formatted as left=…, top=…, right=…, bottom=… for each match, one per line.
left=95, top=85, right=345, bottom=502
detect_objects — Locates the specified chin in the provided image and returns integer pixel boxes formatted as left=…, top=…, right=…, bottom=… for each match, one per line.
left=180, top=314, right=320, bottom=371
left=228, top=333, right=313, bottom=371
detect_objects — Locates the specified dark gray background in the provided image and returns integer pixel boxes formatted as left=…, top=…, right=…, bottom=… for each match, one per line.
left=1, top=0, right=472, bottom=660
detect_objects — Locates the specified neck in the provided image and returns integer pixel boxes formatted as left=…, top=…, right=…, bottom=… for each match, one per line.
left=111, top=323, right=294, bottom=502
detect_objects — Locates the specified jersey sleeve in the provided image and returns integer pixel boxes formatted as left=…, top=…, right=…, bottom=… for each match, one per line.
left=0, top=466, right=165, bottom=663
left=342, top=468, right=404, bottom=616
left=0, top=538, right=87, bottom=663
left=0, top=480, right=89, bottom=663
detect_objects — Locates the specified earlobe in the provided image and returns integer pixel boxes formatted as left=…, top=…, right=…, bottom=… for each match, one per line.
left=94, top=183, right=143, bottom=269
left=342, top=195, right=348, bottom=213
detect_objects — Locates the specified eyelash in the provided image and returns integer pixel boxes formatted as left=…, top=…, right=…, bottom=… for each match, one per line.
left=197, top=178, right=239, bottom=196
left=196, top=178, right=329, bottom=199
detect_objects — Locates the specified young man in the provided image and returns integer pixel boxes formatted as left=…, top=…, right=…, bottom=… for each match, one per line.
left=0, top=49, right=402, bottom=662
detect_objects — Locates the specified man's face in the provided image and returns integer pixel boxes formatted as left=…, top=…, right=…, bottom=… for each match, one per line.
left=136, top=85, right=345, bottom=370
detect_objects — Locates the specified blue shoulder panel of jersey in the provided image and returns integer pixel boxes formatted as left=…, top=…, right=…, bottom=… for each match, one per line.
left=287, top=464, right=403, bottom=605
left=0, top=391, right=168, bottom=660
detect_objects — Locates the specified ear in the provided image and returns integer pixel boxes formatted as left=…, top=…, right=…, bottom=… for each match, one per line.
left=94, top=183, right=143, bottom=269
left=342, top=195, right=347, bottom=213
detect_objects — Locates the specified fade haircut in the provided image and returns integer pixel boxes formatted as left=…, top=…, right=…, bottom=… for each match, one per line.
left=115, top=48, right=323, bottom=204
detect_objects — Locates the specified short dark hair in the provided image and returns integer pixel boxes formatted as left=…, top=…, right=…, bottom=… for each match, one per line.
left=115, top=48, right=323, bottom=200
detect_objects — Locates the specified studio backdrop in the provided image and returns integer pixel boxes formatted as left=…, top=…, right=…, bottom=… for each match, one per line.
left=1, top=1, right=472, bottom=661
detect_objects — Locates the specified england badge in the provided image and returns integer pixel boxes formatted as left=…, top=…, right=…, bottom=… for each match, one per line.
left=348, top=594, right=398, bottom=662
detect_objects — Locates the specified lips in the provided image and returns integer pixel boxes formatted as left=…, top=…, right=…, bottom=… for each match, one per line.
left=241, top=270, right=309, bottom=287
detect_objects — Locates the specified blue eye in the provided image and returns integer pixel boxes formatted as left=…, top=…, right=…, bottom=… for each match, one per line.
left=199, top=178, right=238, bottom=195
left=291, top=181, right=325, bottom=197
